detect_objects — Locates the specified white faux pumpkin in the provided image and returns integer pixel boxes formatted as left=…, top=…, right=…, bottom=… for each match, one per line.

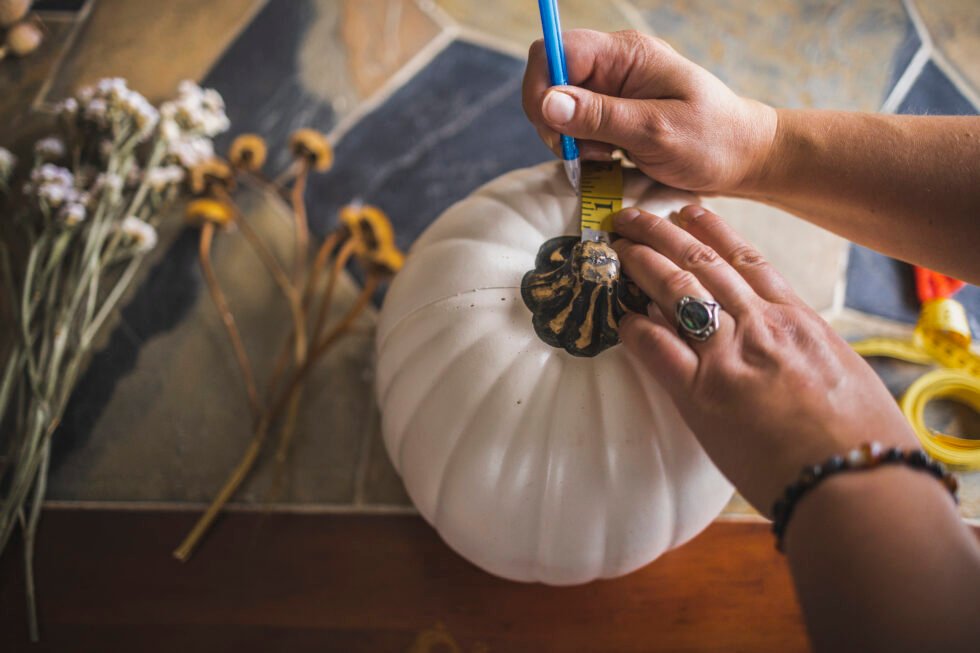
left=376, top=162, right=732, bottom=585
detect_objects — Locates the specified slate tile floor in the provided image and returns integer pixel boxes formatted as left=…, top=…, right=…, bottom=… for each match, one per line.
left=0, top=1, right=977, bottom=518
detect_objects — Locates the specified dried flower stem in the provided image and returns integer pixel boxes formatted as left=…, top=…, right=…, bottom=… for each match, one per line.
left=199, top=222, right=261, bottom=423
left=173, top=272, right=378, bottom=561
left=289, top=160, right=310, bottom=282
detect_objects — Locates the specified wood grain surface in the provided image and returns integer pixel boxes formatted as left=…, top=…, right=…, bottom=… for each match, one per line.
left=1, top=509, right=811, bottom=652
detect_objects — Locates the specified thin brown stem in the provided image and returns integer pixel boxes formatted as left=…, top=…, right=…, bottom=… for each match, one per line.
left=215, top=187, right=308, bottom=365
left=173, top=275, right=380, bottom=562
left=264, top=231, right=341, bottom=404
left=199, top=223, right=261, bottom=423
left=313, top=239, right=357, bottom=342
left=290, top=161, right=311, bottom=283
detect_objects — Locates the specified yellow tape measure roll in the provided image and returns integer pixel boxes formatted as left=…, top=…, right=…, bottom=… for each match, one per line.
left=852, top=298, right=980, bottom=468
left=580, top=161, right=623, bottom=235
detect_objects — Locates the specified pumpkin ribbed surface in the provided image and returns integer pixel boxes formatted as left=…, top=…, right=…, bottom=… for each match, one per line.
left=376, top=162, right=732, bottom=584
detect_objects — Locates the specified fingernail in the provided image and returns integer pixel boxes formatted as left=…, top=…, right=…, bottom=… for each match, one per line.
left=613, top=208, right=642, bottom=228
left=543, top=90, right=576, bottom=125
left=676, top=204, right=705, bottom=226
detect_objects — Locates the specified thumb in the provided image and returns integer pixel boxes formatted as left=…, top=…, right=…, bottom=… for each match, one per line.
left=541, top=86, right=660, bottom=151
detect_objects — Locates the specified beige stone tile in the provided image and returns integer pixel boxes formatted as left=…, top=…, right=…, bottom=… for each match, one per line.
left=632, top=0, right=908, bottom=110
left=435, top=0, right=641, bottom=54
left=47, top=184, right=381, bottom=504
left=42, top=0, right=263, bottom=104
left=0, top=17, right=76, bottom=148
left=295, top=0, right=443, bottom=117
left=702, top=198, right=849, bottom=312
left=914, top=0, right=980, bottom=97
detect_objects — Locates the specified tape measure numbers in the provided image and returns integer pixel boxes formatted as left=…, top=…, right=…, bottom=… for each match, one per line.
left=580, top=161, right=623, bottom=237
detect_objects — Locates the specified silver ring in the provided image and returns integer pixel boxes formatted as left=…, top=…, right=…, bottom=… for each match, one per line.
left=675, top=296, right=721, bottom=342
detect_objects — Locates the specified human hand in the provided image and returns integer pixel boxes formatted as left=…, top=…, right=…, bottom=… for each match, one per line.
left=610, top=205, right=919, bottom=513
left=523, top=30, right=777, bottom=194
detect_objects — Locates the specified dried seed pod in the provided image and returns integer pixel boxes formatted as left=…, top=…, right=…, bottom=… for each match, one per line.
left=6, top=18, right=42, bottom=57
left=0, top=0, right=31, bottom=28
left=338, top=204, right=404, bottom=276
left=228, top=133, right=267, bottom=171
left=521, top=236, right=649, bottom=357
left=188, top=158, right=234, bottom=195
left=185, top=198, right=233, bottom=227
left=289, top=128, right=332, bottom=172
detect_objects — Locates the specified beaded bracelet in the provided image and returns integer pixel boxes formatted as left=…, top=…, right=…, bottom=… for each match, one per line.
left=771, top=442, right=959, bottom=552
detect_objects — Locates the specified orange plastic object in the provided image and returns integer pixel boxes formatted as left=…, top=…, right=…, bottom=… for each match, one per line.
left=914, top=266, right=965, bottom=303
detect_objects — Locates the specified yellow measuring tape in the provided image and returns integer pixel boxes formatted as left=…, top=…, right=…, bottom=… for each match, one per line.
left=852, top=297, right=980, bottom=468
left=580, top=161, right=623, bottom=236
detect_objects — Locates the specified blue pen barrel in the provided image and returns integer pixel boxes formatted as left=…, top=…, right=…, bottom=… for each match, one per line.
left=537, top=0, right=579, bottom=163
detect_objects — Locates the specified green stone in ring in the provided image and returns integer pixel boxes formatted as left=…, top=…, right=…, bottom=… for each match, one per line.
left=675, top=296, right=721, bottom=341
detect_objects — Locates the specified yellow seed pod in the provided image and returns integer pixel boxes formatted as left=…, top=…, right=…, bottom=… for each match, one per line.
left=228, top=133, right=267, bottom=171
left=6, top=19, right=43, bottom=57
left=289, top=128, right=333, bottom=172
left=0, top=0, right=31, bottom=28
left=189, top=158, right=234, bottom=195
left=185, top=198, right=233, bottom=227
left=338, top=204, right=404, bottom=275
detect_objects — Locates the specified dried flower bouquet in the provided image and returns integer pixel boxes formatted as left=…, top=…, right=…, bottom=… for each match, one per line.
left=0, top=78, right=230, bottom=640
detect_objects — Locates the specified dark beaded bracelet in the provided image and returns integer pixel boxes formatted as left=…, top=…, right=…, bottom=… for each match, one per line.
left=771, top=442, right=959, bottom=552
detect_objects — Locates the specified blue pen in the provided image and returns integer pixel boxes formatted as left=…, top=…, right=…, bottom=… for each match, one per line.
left=537, top=0, right=580, bottom=191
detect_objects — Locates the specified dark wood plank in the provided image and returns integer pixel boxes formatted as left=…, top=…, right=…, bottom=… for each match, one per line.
left=1, top=509, right=810, bottom=652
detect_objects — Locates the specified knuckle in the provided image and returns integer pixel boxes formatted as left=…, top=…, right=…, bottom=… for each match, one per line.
left=528, top=39, right=544, bottom=59
left=729, top=244, right=766, bottom=269
left=663, top=268, right=699, bottom=297
left=647, top=35, right=676, bottom=54
left=680, top=241, right=720, bottom=269
left=585, top=92, right=609, bottom=133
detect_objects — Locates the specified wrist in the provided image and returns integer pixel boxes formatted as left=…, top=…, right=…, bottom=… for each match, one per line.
left=733, top=104, right=787, bottom=199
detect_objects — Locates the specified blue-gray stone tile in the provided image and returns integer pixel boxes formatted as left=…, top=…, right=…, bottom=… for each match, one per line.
left=898, top=60, right=977, bottom=116
left=885, top=18, right=922, bottom=100
left=846, top=60, right=978, bottom=327
left=202, top=0, right=338, bottom=173
left=307, top=39, right=553, bottom=255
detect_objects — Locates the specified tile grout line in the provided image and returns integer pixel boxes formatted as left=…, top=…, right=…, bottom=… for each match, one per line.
left=929, top=49, right=980, bottom=113
left=30, top=0, right=96, bottom=110
left=880, top=43, right=930, bottom=115
left=454, top=25, right=528, bottom=60
left=824, top=238, right=852, bottom=322
left=901, top=0, right=933, bottom=52
left=612, top=0, right=656, bottom=36
left=901, top=0, right=980, bottom=112
left=328, top=27, right=456, bottom=145
left=414, top=0, right=456, bottom=31
left=351, top=392, right=381, bottom=508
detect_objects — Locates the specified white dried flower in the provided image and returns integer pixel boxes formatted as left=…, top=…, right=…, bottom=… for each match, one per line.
left=35, top=137, right=66, bottom=162
left=76, top=85, right=95, bottom=106
left=96, top=77, right=127, bottom=98
left=0, top=147, right=15, bottom=184
left=160, top=81, right=230, bottom=138
left=29, top=164, right=78, bottom=208
left=159, top=117, right=181, bottom=143
left=144, top=164, right=185, bottom=192
left=56, top=97, right=79, bottom=116
left=120, top=216, right=158, bottom=253
left=166, top=134, right=214, bottom=168
left=93, top=172, right=123, bottom=197
left=60, top=202, right=87, bottom=226
left=84, top=98, right=109, bottom=127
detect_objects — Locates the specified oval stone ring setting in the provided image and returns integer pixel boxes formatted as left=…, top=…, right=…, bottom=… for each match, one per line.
left=675, top=295, right=722, bottom=342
